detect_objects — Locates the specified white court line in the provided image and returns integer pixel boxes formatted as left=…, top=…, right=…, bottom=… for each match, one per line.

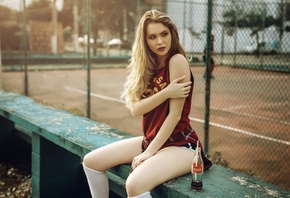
left=64, top=86, right=290, bottom=146
left=212, top=106, right=290, bottom=126
left=64, top=86, right=125, bottom=104
left=218, top=103, right=290, bottom=126
left=189, top=117, right=290, bottom=146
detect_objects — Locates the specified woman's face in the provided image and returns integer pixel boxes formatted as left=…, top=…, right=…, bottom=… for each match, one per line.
left=146, top=22, right=172, bottom=59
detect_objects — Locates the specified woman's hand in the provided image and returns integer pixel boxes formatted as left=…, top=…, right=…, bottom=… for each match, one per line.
left=131, top=151, right=154, bottom=172
left=129, top=76, right=191, bottom=117
left=165, top=76, right=192, bottom=99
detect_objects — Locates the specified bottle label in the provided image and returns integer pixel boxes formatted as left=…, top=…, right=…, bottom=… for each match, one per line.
left=192, top=164, right=203, bottom=174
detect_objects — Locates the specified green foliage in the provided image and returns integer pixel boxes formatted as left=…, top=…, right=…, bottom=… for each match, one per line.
left=221, top=0, right=288, bottom=38
left=90, top=0, right=136, bottom=39
left=222, top=9, right=280, bottom=30
left=59, top=0, right=137, bottom=40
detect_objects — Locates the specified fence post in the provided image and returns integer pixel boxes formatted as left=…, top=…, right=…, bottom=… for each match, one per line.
left=22, top=0, right=28, bottom=96
left=86, top=0, right=91, bottom=119
left=51, top=0, right=58, bottom=55
left=204, top=0, right=213, bottom=155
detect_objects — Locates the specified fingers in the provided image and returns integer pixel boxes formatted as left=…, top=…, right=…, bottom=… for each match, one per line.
left=172, top=76, right=192, bottom=86
left=172, top=75, right=185, bottom=83
left=180, top=83, right=191, bottom=97
left=184, top=83, right=191, bottom=90
left=182, top=81, right=192, bottom=88
left=130, top=152, right=154, bottom=172
left=181, top=82, right=191, bottom=91
left=182, top=88, right=190, bottom=97
left=131, top=153, right=149, bottom=171
left=131, top=157, right=142, bottom=171
left=167, top=76, right=192, bottom=99
left=168, top=80, right=192, bottom=98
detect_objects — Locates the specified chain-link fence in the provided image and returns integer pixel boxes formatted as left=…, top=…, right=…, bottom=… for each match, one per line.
left=164, top=0, right=290, bottom=191
left=0, top=0, right=289, bottom=192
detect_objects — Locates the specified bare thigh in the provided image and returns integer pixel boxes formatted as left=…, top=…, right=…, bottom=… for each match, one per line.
left=126, top=146, right=195, bottom=195
left=83, top=136, right=143, bottom=172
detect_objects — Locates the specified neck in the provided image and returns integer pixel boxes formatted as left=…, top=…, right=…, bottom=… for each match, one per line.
left=156, top=55, right=167, bottom=69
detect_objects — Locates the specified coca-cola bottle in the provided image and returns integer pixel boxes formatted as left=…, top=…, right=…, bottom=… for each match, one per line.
left=191, top=144, right=204, bottom=191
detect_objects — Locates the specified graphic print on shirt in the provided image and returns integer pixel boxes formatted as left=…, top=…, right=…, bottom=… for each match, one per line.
left=143, top=76, right=168, bottom=98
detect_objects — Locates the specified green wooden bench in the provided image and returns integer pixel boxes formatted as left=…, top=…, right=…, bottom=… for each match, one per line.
left=0, top=91, right=289, bottom=198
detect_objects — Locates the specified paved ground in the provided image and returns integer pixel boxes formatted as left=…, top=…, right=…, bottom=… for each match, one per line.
left=1, top=65, right=290, bottom=191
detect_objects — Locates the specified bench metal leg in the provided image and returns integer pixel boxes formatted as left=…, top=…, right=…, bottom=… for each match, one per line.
left=0, top=116, right=14, bottom=143
left=0, top=116, right=15, bottom=159
left=31, top=133, right=90, bottom=198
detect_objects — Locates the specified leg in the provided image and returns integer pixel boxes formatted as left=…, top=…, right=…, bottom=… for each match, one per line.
left=203, top=55, right=206, bottom=78
left=210, top=58, right=215, bottom=78
left=83, top=164, right=109, bottom=198
left=126, top=146, right=195, bottom=197
left=83, top=136, right=143, bottom=171
left=128, top=191, right=152, bottom=198
left=83, top=136, right=143, bottom=198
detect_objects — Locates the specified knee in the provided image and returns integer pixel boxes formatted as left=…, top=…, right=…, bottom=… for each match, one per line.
left=82, top=153, right=91, bottom=167
left=126, top=174, right=146, bottom=196
left=126, top=177, right=138, bottom=196
left=83, top=150, right=108, bottom=172
left=83, top=152, right=96, bottom=169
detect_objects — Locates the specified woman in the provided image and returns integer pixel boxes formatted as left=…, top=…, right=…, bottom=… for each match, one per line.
left=83, top=10, right=212, bottom=198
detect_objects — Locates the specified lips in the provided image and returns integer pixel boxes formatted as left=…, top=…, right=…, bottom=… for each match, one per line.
left=157, top=47, right=166, bottom=52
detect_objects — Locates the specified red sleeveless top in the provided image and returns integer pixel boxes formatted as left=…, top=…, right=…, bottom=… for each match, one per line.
left=142, top=62, right=195, bottom=147
left=141, top=62, right=212, bottom=170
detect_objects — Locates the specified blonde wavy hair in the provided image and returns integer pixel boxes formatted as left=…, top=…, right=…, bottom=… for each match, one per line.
left=122, top=10, right=186, bottom=109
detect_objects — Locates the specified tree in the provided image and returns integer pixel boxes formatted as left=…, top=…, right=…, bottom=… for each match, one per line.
left=276, top=0, right=290, bottom=51
left=76, top=0, right=136, bottom=55
left=222, top=0, right=283, bottom=53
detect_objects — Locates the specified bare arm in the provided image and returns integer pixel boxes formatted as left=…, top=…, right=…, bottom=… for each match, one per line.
left=131, top=54, right=191, bottom=169
left=144, top=54, right=190, bottom=154
left=130, top=76, right=191, bottom=116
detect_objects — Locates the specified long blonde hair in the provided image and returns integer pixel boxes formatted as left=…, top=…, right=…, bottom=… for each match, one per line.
left=122, top=10, right=186, bottom=109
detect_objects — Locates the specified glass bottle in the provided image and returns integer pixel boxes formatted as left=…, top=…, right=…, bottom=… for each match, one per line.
left=191, top=146, right=204, bottom=191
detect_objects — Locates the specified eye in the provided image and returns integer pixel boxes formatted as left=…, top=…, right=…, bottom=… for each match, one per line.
left=162, top=31, right=169, bottom=37
left=149, top=35, right=156, bottom=39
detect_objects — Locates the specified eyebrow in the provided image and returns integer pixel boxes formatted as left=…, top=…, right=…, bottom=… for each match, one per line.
left=147, top=30, right=169, bottom=36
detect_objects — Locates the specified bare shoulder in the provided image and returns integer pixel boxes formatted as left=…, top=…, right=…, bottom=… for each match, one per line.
left=169, top=54, right=190, bottom=80
left=169, top=54, right=188, bottom=67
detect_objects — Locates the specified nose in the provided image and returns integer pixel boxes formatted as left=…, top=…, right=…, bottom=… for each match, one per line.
left=157, top=36, right=163, bottom=45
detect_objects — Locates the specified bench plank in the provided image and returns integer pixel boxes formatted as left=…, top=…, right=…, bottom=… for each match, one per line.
left=0, top=91, right=131, bottom=157
left=156, top=164, right=290, bottom=197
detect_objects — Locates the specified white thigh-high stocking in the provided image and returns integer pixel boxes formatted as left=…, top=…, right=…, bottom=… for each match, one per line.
left=128, top=191, right=152, bottom=198
left=83, top=164, right=109, bottom=198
